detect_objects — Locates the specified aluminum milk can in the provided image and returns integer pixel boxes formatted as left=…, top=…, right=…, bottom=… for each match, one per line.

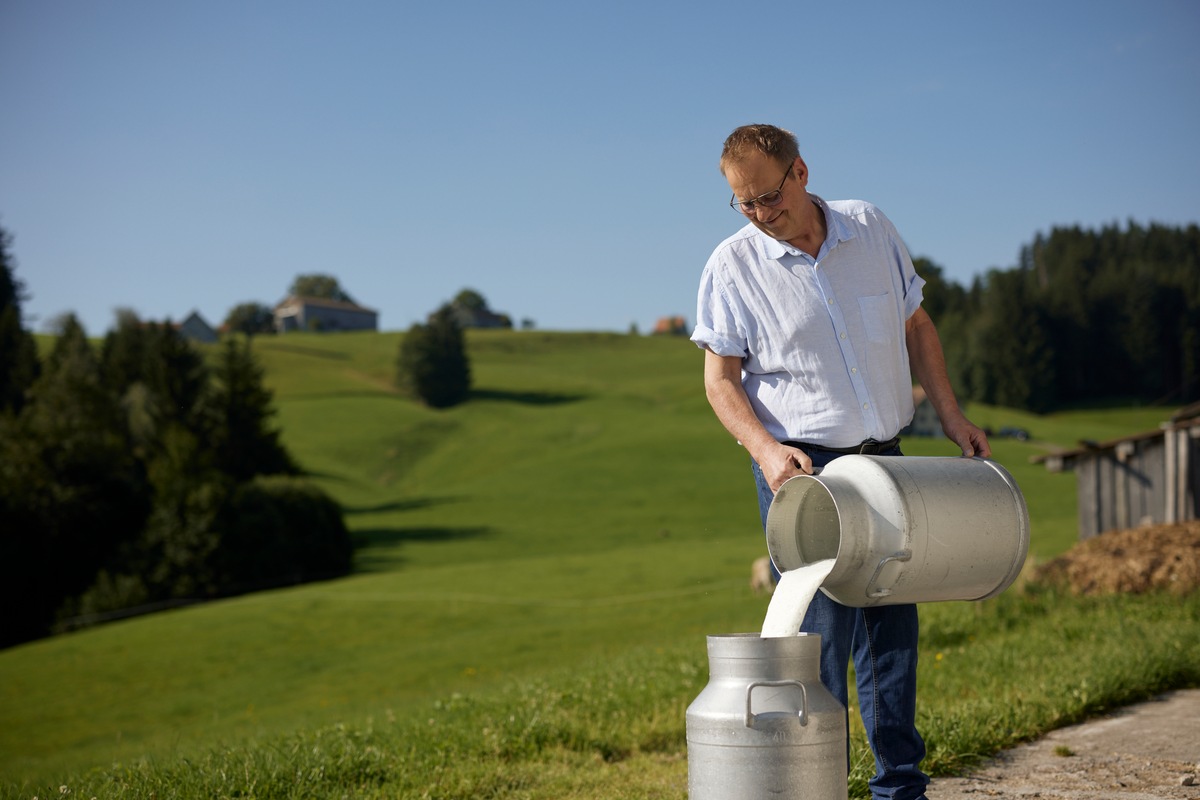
left=686, top=633, right=847, bottom=800
left=766, top=455, right=1030, bottom=607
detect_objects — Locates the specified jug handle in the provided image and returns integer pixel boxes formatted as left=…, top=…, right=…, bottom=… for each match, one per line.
left=866, top=550, right=912, bottom=598
left=745, top=680, right=808, bottom=728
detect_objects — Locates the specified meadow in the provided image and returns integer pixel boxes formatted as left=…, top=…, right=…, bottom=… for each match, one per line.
left=1, top=330, right=1195, bottom=799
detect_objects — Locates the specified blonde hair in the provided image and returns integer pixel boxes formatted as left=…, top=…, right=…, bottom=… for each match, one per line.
left=719, top=124, right=799, bottom=175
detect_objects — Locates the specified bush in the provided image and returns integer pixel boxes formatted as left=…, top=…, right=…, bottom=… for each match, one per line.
left=395, top=305, right=471, bottom=408
left=215, top=476, right=353, bottom=589
left=54, top=476, right=351, bottom=628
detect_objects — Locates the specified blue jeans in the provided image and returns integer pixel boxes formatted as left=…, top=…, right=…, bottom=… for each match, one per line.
left=753, top=447, right=929, bottom=800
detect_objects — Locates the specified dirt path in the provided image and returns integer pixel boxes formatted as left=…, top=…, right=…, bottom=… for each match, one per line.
left=927, top=688, right=1200, bottom=799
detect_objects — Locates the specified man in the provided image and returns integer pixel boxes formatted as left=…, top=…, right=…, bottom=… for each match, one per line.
left=691, top=123, right=990, bottom=800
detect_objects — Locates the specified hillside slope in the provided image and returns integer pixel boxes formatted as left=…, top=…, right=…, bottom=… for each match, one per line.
left=0, top=329, right=1093, bottom=784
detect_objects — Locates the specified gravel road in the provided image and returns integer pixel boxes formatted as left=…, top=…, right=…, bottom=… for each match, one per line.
left=927, top=689, right=1200, bottom=799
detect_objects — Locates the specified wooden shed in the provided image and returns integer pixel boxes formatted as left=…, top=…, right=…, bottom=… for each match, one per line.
left=1034, top=405, right=1200, bottom=540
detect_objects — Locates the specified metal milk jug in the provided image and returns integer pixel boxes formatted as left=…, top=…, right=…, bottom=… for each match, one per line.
left=686, top=633, right=848, bottom=800
left=766, top=455, right=1030, bottom=607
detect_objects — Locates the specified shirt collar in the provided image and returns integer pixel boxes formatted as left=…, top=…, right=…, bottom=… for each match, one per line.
left=758, top=193, right=856, bottom=260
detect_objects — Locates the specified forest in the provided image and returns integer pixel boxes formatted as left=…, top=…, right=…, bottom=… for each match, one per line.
left=920, top=220, right=1199, bottom=413
left=0, top=228, right=351, bottom=647
left=0, top=219, right=1197, bottom=648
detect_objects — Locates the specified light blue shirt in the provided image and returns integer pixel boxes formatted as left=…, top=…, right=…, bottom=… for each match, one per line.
left=691, top=195, right=925, bottom=447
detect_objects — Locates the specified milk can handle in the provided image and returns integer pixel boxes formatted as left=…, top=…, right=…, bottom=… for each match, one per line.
left=744, top=680, right=808, bottom=728
left=866, top=550, right=912, bottom=598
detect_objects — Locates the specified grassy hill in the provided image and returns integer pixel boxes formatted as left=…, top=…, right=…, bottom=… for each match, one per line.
left=1, top=330, right=1191, bottom=797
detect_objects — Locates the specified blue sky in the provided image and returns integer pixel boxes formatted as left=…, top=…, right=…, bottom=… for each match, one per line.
left=2, top=0, right=1198, bottom=336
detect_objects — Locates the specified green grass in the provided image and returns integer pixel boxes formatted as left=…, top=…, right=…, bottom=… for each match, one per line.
left=11, top=592, right=1198, bottom=799
left=2, top=330, right=1194, bottom=798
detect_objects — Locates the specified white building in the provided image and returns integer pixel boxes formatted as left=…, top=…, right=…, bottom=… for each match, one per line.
left=273, top=296, right=378, bottom=333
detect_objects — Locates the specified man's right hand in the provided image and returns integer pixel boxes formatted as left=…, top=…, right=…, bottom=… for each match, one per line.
left=758, top=443, right=815, bottom=493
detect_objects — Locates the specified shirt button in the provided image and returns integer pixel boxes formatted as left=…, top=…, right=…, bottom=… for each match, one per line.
left=863, top=403, right=870, bottom=410
left=827, top=298, right=834, bottom=305
left=839, top=332, right=847, bottom=339
left=851, top=368, right=858, bottom=374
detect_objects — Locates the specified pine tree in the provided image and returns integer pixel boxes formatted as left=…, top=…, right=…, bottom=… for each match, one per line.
left=0, top=225, right=40, bottom=415
left=0, top=315, right=148, bottom=644
left=207, top=336, right=296, bottom=481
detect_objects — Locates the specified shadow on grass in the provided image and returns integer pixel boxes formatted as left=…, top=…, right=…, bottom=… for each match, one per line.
left=471, top=388, right=587, bottom=405
left=343, top=497, right=459, bottom=515
left=352, top=525, right=492, bottom=572
left=285, top=390, right=405, bottom=401
left=358, top=526, right=491, bottom=545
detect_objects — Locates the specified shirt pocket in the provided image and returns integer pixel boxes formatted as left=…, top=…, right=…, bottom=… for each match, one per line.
left=857, top=292, right=893, bottom=342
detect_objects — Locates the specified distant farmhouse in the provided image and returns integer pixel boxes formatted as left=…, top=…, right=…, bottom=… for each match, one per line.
left=652, top=316, right=688, bottom=335
left=1035, top=404, right=1200, bottom=540
left=274, top=296, right=378, bottom=333
left=177, top=310, right=219, bottom=344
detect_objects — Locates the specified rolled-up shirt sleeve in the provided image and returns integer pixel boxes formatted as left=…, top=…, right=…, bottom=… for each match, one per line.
left=903, top=270, right=926, bottom=320
left=878, top=209, right=926, bottom=321
left=691, top=261, right=748, bottom=358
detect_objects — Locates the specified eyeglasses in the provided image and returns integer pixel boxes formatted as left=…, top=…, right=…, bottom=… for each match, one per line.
left=729, top=163, right=794, bottom=215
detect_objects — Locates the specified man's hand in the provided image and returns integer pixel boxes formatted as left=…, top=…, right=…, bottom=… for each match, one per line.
left=757, top=442, right=815, bottom=493
left=944, top=416, right=991, bottom=459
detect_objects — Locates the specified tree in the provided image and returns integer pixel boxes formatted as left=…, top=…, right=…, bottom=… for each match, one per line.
left=132, top=425, right=228, bottom=601
left=965, top=269, right=1056, bottom=413
left=0, top=315, right=149, bottom=645
left=142, top=320, right=212, bottom=435
left=68, top=332, right=307, bottom=622
left=0, top=225, right=40, bottom=415
left=453, top=289, right=488, bottom=312
left=912, top=256, right=967, bottom=326
left=396, top=304, right=471, bottom=408
left=223, top=302, right=276, bottom=336
left=289, top=274, right=356, bottom=304
left=206, top=336, right=296, bottom=481
left=100, top=308, right=152, bottom=399
left=447, top=288, right=513, bottom=329
left=911, top=258, right=980, bottom=402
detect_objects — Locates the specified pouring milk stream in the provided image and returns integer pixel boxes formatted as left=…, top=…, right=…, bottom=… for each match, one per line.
left=760, top=559, right=835, bottom=637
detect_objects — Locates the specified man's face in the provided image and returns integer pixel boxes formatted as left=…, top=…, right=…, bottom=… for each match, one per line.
left=725, top=152, right=807, bottom=242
